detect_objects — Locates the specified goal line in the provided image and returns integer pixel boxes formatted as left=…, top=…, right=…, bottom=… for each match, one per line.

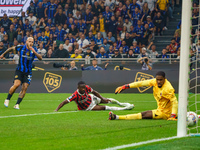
left=102, top=136, right=188, bottom=150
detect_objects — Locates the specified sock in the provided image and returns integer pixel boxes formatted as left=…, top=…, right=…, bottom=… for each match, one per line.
left=116, top=115, right=119, bottom=120
left=105, top=106, right=127, bottom=111
left=118, top=113, right=142, bottom=120
left=7, top=94, right=13, bottom=100
left=16, top=98, right=23, bottom=104
left=118, top=102, right=130, bottom=107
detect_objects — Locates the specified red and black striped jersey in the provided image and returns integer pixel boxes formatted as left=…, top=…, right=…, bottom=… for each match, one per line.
left=66, top=85, right=93, bottom=110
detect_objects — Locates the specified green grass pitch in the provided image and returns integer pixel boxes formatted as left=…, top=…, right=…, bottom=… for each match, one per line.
left=0, top=93, right=199, bottom=150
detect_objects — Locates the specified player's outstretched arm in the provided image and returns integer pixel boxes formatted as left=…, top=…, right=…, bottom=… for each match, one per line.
left=115, top=79, right=152, bottom=94
left=0, top=46, right=16, bottom=59
left=55, top=100, right=69, bottom=111
left=115, top=84, right=130, bottom=94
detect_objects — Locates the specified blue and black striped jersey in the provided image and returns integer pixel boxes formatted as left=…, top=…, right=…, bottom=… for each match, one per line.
left=47, top=4, right=57, bottom=18
left=16, top=45, right=38, bottom=73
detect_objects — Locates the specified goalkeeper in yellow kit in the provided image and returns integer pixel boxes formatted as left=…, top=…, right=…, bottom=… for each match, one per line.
left=109, top=71, right=178, bottom=121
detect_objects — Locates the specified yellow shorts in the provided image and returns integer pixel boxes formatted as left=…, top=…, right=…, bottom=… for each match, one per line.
left=152, top=109, right=171, bottom=120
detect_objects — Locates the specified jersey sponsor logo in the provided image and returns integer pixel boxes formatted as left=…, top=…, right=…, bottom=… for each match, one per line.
left=43, top=72, right=62, bottom=93
left=22, top=55, right=32, bottom=60
left=134, top=72, right=154, bottom=93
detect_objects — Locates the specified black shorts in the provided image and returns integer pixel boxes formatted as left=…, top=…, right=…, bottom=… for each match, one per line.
left=14, top=70, right=32, bottom=85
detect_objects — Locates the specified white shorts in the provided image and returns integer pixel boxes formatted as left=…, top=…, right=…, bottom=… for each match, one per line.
left=86, top=94, right=101, bottom=111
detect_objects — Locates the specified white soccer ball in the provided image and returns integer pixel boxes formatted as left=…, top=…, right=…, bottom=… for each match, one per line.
left=187, top=111, right=197, bottom=127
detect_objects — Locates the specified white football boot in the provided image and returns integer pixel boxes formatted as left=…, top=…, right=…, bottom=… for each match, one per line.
left=4, top=99, right=9, bottom=107
left=14, top=104, right=20, bottom=109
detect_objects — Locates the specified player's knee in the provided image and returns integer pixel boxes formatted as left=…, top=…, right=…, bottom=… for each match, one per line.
left=14, top=83, right=21, bottom=88
left=141, top=112, right=147, bottom=118
left=141, top=111, right=153, bottom=119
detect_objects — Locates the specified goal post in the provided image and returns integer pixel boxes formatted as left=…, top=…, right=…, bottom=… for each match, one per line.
left=177, top=0, right=192, bottom=137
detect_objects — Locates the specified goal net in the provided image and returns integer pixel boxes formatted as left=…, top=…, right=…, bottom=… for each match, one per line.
left=188, top=1, right=200, bottom=136
left=177, top=0, right=200, bottom=137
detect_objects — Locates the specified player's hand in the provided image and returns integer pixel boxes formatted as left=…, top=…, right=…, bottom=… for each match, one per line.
left=115, top=84, right=130, bottom=94
left=167, top=118, right=177, bottom=121
left=167, top=114, right=177, bottom=121
left=30, top=47, right=35, bottom=53
left=102, top=98, right=111, bottom=103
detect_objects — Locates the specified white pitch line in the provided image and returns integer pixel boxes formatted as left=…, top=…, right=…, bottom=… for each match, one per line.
left=24, top=100, right=62, bottom=101
left=102, top=136, right=185, bottom=150
left=0, top=111, right=77, bottom=119
left=17, top=100, right=156, bottom=103
left=0, top=110, right=142, bottom=119
left=127, top=101, right=156, bottom=103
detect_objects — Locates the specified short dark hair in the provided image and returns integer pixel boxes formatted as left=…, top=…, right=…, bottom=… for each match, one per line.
left=78, top=81, right=85, bottom=86
left=156, top=71, right=165, bottom=78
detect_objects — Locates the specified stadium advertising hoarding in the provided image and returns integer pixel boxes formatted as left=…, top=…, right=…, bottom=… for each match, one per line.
left=43, top=72, right=63, bottom=93
left=0, top=70, right=180, bottom=93
left=0, top=0, right=31, bottom=17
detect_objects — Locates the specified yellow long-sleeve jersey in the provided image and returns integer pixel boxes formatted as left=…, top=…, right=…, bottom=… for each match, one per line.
left=129, top=78, right=178, bottom=116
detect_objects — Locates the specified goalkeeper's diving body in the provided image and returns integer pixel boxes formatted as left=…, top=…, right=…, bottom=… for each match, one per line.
left=109, top=71, right=178, bottom=121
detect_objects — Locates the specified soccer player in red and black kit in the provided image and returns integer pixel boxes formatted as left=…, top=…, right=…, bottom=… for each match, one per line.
left=55, top=81, right=134, bottom=111
left=0, top=37, right=42, bottom=109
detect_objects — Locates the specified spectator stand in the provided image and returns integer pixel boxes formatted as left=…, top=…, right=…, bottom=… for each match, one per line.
left=0, top=0, right=182, bottom=66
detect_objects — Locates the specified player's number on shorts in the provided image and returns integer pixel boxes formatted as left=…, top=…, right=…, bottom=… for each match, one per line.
left=45, top=77, right=59, bottom=87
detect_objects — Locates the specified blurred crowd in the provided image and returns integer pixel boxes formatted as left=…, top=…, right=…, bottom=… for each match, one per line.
left=0, top=0, right=185, bottom=63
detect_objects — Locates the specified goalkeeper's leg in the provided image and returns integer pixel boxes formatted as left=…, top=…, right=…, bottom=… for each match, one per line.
left=109, top=111, right=154, bottom=120
left=118, top=113, right=142, bottom=120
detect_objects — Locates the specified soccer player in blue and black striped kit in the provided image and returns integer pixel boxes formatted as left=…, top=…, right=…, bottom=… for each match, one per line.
left=0, top=37, right=42, bottom=109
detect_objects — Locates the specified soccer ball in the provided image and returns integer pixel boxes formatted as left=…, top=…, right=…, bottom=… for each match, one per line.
left=187, top=111, right=197, bottom=127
